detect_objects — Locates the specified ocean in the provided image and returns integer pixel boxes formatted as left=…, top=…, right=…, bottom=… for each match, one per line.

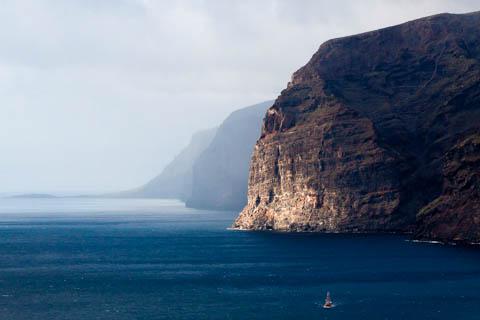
left=0, top=198, right=478, bottom=319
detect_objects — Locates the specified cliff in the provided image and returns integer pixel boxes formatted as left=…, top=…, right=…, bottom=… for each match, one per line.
left=233, top=12, right=480, bottom=243
left=116, top=128, right=217, bottom=200
left=186, top=100, right=273, bottom=210
left=415, top=134, right=480, bottom=243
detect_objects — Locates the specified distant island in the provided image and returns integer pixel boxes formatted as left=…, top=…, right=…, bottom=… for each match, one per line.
left=10, top=193, right=58, bottom=199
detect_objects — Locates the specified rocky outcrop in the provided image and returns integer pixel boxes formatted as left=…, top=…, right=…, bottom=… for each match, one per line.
left=115, top=128, right=217, bottom=200
left=186, top=101, right=273, bottom=210
left=234, top=12, right=480, bottom=242
left=415, top=134, right=480, bottom=243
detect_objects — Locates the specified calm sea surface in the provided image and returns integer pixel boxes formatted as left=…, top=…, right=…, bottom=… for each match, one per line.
left=0, top=198, right=478, bottom=320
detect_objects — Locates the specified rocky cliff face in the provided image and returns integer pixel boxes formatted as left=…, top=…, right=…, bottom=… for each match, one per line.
left=415, top=134, right=480, bottom=243
left=187, top=101, right=273, bottom=210
left=234, top=12, right=480, bottom=242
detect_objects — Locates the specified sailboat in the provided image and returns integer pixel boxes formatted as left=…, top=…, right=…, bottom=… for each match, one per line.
left=323, top=291, right=334, bottom=309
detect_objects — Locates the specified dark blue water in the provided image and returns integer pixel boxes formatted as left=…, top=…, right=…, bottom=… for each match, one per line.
left=0, top=198, right=479, bottom=320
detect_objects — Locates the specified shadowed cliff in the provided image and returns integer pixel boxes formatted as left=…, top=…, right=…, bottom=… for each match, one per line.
left=186, top=100, right=273, bottom=210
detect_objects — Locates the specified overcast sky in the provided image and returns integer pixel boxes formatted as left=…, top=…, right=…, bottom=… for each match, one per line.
left=0, top=0, right=478, bottom=194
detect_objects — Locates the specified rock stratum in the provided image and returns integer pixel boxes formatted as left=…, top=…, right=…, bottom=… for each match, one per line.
left=233, top=12, right=480, bottom=243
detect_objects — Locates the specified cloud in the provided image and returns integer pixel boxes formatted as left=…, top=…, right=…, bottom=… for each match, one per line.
left=0, top=0, right=478, bottom=193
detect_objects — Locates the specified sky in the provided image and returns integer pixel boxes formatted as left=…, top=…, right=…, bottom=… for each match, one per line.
left=0, top=0, right=478, bottom=194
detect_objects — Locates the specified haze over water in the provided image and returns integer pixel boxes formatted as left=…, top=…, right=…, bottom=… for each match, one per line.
left=0, top=198, right=478, bottom=319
